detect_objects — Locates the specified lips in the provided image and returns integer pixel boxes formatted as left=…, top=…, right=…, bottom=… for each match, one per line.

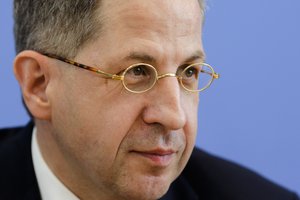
left=130, top=149, right=176, bottom=167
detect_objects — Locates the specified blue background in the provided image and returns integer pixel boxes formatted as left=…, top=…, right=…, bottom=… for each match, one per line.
left=1, top=0, right=299, bottom=194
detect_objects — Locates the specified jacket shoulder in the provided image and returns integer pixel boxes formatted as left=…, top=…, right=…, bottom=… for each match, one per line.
left=0, top=125, right=23, bottom=141
left=0, top=125, right=28, bottom=159
left=0, top=122, right=41, bottom=200
left=182, top=148, right=299, bottom=200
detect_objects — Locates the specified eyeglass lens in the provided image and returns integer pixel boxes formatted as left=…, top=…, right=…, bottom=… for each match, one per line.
left=122, top=63, right=213, bottom=93
left=181, top=64, right=213, bottom=92
left=123, top=64, right=157, bottom=92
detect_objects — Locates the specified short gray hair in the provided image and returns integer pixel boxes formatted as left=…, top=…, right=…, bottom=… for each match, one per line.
left=14, top=0, right=205, bottom=59
left=14, top=0, right=102, bottom=58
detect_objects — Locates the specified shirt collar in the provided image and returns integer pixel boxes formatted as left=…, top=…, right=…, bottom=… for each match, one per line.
left=31, top=127, right=80, bottom=200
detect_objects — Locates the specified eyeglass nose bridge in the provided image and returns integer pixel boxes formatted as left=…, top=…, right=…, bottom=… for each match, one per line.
left=157, top=73, right=178, bottom=80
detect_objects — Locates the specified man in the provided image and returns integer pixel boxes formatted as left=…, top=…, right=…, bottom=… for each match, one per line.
left=0, top=0, right=298, bottom=199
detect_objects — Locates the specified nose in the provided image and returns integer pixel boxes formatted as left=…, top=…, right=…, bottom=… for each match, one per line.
left=142, top=76, right=187, bottom=130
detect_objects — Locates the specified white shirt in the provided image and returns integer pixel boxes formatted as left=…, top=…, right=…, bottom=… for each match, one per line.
left=31, top=127, right=80, bottom=200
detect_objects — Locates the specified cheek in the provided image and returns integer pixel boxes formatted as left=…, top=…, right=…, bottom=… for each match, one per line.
left=179, top=94, right=199, bottom=165
left=50, top=80, right=144, bottom=169
left=184, top=93, right=199, bottom=137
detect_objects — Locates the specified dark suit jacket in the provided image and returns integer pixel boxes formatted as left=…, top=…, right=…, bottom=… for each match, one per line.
left=0, top=122, right=299, bottom=200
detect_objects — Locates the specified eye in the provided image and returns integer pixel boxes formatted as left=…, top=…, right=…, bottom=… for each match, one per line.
left=183, top=66, right=199, bottom=79
left=132, top=66, right=146, bottom=76
left=125, top=64, right=156, bottom=82
left=186, top=67, right=196, bottom=77
left=126, top=65, right=151, bottom=77
left=180, top=64, right=201, bottom=90
left=123, top=64, right=157, bottom=92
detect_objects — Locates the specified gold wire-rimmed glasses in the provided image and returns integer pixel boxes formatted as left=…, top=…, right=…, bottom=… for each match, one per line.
left=42, top=53, right=219, bottom=93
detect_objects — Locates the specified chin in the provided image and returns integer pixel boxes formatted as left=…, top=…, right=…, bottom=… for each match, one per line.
left=122, top=185, right=169, bottom=200
left=115, top=174, right=173, bottom=200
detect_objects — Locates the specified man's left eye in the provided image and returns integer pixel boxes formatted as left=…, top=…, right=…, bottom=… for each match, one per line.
left=184, top=67, right=198, bottom=78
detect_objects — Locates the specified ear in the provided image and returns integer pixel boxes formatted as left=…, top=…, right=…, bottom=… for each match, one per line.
left=14, top=50, right=52, bottom=120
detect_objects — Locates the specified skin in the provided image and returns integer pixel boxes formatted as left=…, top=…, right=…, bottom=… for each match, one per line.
left=14, top=0, right=204, bottom=199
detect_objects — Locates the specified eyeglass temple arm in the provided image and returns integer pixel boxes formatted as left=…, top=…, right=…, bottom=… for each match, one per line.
left=42, top=53, right=123, bottom=80
left=201, top=69, right=220, bottom=79
left=77, top=65, right=123, bottom=80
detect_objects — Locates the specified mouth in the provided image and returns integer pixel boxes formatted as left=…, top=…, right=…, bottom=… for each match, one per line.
left=130, top=149, right=176, bottom=167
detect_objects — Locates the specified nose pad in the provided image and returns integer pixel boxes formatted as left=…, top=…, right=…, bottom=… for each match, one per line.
left=142, top=76, right=187, bottom=130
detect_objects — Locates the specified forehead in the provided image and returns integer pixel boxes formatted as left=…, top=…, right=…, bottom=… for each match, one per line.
left=80, top=0, right=204, bottom=65
left=100, top=0, right=202, bottom=35
left=102, top=0, right=201, bottom=32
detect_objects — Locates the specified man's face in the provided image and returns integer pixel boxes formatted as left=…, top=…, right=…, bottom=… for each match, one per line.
left=46, top=0, right=204, bottom=199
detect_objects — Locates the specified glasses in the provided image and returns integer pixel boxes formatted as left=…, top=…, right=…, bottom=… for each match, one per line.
left=42, top=53, right=219, bottom=93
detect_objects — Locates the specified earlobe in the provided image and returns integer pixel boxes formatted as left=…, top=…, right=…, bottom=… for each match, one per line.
left=14, top=50, right=52, bottom=120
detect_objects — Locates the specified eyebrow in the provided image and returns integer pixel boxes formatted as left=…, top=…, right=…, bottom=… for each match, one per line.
left=123, top=50, right=206, bottom=65
left=184, top=50, right=206, bottom=63
left=124, top=52, right=156, bottom=63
